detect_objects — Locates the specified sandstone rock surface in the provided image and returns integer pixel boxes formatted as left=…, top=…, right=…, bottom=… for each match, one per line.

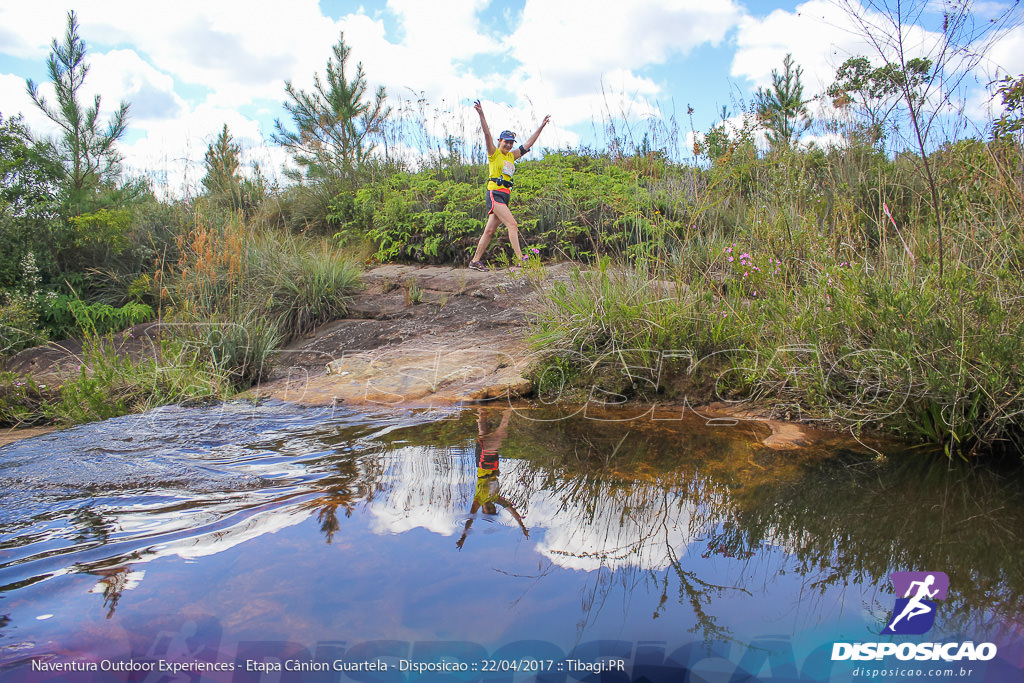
left=249, top=263, right=570, bottom=408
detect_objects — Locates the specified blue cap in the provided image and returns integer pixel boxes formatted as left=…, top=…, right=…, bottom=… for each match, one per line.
left=498, top=130, right=516, bottom=141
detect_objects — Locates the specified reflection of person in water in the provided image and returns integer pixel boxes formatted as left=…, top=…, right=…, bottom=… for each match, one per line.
left=456, top=409, right=529, bottom=549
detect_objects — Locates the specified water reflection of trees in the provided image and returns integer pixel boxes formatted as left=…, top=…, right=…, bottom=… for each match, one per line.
left=302, top=408, right=1024, bottom=643
left=499, top=413, right=760, bottom=642
left=293, top=409, right=763, bottom=641
left=717, top=452, right=1024, bottom=637
left=88, top=565, right=142, bottom=619
left=216, top=407, right=1023, bottom=646
left=11, top=405, right=1020, bottom=639
left=71, top=506, right=115, bottom=545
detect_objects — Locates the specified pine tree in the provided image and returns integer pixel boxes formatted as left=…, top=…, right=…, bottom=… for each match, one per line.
left=754, top=54, right=810, bottom=151
left=201, top=124, right=241, bottom=199
left=0, top=113, right=61, bottom=288
left=272, top=33, right=390, bottom=183
left=26, top=11, right=129, bottom=213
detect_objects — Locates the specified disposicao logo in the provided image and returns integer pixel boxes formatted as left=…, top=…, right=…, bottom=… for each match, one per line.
left=832, top=570, right=999, bottom=663
left=883, top=571, right=949, bottom=635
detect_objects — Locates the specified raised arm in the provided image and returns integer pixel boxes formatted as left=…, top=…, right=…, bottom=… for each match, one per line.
left=474, top=100, right=496, bottom=156
left=514, top=115, right=550, bottom=160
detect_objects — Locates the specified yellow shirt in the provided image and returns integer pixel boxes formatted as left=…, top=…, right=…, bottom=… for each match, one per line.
left=486, top=148, right=516, bottom=192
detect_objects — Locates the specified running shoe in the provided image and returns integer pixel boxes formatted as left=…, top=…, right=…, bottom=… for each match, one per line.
left=468, top=261, right=488, bottom=272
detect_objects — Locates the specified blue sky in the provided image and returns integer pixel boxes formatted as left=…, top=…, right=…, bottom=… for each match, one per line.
left=1, top=0, right=1021, bottom=196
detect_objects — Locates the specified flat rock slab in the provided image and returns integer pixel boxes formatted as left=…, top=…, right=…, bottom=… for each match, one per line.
left=254, top=343, right=533, bottom=408
left=250, top=263, right=572, bottom=408
left=0, top=425, right=59, bottom=448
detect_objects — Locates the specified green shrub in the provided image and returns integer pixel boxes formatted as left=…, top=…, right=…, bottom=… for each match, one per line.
left=0, top=292, right=48, bottom=355
left=0, top=373, right=58, bottom=426
left=528, top=136, right=1024, bottom=460
left=44, top=335, right=236, bottom=425
left=42, top=295, right=153, bottom=339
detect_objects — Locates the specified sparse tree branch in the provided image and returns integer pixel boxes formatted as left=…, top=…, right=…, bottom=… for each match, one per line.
left=831, top=0, right=1024, bottom=278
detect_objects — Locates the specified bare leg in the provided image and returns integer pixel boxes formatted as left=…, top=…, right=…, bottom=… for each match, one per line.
left=490, top=203, right=524, bottom=260
left=472, top=213, right=501, bottom=263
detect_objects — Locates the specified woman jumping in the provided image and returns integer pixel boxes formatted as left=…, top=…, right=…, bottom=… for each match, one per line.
left=468, top=100, right=550, bottom=271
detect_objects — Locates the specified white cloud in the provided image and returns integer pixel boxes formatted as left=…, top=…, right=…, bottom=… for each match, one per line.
left=3, top=0, right=753, bottom=195
left=4, top=0, right=341, bottom=108
left=5, top=0, right=1016, bottom=193
left=733, top=0, right=866, bottom=95
left=799, top=130, right=846, bottom=150
left=985, top=24, right=1024, bottom=77
left=271, top=3, right=504, bottom=158
left=109, top=0, right=338, bottom=100
left=3, top=31, right=275, bottom=197
left=121, top=103, right=284, bottom=198
left=961, top=19, right=1024, bottom=130
left=733, top=0, right=981, bottom=100
left=386, top=0, right=494, bottom=61
left=286, top=2, right=499, bottom=110
left=88, top=50, right=183, bottom=122
left=0, top=73, right=50, bottom=132
left=0, top=1, right=354, bottom=196
left=394, top=95, right=576, bottom=161
left=498, top=66, right=664, bottom=141
left=505, top=0, right=742, bottom=127
left=511, top=0, right=740, bottom=79
left=0, top=3, right=70, bottom=59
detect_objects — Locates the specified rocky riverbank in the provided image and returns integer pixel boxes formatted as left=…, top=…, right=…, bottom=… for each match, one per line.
left=3, top=263, right=842, bottom=451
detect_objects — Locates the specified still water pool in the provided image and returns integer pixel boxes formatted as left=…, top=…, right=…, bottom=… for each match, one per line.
left=1, top=402, right=1022, bottom=682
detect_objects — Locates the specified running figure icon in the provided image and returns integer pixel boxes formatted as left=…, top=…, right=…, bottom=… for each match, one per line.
left=885, top=573, right=941, bottom=634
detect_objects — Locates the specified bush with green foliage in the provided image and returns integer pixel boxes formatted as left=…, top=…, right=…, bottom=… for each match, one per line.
left=0, top=113, right=62, bottom=291
left=42, top=296, right=153, bottom=339
left=338, top=151, right=677, bottom=264
left=1, top=294, right=48, bottom=356
left=0, top=253, right=51, bottom=354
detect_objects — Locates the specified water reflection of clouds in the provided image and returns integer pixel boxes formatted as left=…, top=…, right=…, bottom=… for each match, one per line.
left=366, top=446, right=471, bottom=536
left=1, top=409, right=734, bottom=637
left=359, top=443, right=703, bottom=572
left=7, top=404, right=1023, bottom=664
left=529, top=487, right=698, bottom=571
left=147, top=502, right=313, bottom=560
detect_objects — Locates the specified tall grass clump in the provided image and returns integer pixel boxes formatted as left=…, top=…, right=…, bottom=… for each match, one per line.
left=1, top=203, right=365, bottom=427
left=0, top=331, right=240, bottom=427
left=165, top=206, right=363, bottom=386
left=528, top=138, right=1024, bottom=460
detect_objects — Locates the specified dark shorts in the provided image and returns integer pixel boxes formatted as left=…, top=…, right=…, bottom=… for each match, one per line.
left=486, top=189, right=511, bottom=215
left=475, top=441, right=499, bottom=472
